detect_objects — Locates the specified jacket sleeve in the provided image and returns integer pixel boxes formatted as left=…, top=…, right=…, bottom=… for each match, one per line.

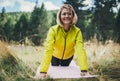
left=40, top=27, right=55, bottom=73
left=75, top=30, right=88, bottom=71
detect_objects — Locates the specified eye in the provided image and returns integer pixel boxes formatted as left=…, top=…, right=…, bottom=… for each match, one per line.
left=61, top=13, right=72, bottom=16
left=68, top=13, right=72, bottom=15
left=62, top=13, right=67, bottom=15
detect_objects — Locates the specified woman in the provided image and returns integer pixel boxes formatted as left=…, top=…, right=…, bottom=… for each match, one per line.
left=39, top=4, right=88, bottom=78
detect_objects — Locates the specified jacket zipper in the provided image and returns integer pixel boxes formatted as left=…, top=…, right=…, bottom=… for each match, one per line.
left=61, top=34, right=67, bottom=60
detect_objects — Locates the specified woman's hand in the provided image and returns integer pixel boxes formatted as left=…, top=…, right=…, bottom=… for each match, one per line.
left=40, top=73, right=47, bottom=79
left=34, top=72, right=47, bottom=80
left=80, top=72, right=90, bottom=76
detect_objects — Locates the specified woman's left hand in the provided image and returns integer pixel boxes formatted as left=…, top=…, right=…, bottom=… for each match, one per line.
left=80, top=72, right=90, bottom=76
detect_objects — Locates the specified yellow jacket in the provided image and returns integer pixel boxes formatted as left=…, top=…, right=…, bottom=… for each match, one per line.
left=40, top=25, right=88, bottom=72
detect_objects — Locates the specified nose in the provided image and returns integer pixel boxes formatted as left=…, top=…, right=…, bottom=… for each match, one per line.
left=65, top=14, right=69, bottom=17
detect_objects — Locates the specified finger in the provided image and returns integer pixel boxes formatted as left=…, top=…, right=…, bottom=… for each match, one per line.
left=80, top=73, right=85, bottom=76
left=40, top=74, right=46, bottom=79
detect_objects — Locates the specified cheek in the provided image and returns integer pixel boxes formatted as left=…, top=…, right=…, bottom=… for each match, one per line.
left=71, top=17, right=73, bottom=20
left=60, top=16, right=65, bottom=23
left=70, top=15, right=73, bottom=19
left=60, top=15, right=64, bottom=19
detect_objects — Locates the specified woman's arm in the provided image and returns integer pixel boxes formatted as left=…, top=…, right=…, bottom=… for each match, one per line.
left=75, top=30, right=88, bottom=71
left=40, top=27, right=55, bottom=73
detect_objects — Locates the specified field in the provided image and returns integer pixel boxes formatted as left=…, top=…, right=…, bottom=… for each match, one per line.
left=0, top=41, right=120, bottom=81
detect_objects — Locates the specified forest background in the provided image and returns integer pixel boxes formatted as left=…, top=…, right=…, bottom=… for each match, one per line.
left=0, top=0, right=120, bottom=45
left=0, top=0, right=120, bottom=81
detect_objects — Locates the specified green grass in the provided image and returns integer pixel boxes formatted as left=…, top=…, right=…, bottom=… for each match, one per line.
left=0, top=41, right=120, bottom=81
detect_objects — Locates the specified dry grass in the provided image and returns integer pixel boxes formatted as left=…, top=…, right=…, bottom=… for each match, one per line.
left=0, top=41, right=34, bottom=81
left=10, top=45, right=44, bottom=71
left=85, top=41, right=120, bottom=81
left=0, top=40, right=120, bottom=81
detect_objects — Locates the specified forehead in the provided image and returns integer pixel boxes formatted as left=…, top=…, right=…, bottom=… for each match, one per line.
left=61, top=8, right=72, bottom=13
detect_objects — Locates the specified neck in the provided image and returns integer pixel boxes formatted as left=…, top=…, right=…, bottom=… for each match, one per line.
left=63, top=24, right=70, bottom=32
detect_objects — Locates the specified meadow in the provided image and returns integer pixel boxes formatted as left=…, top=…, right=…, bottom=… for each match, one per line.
left=0, top=40, right=120, bottom=81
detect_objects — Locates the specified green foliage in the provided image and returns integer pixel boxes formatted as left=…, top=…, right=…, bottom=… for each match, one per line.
left=0, top=7, right=8, bottom=41
left=48, top=10, right=57, bottom=26
left=13, top=13, right=29, bottom=42
left=0, top=0, right=119, bottom=44
left=0, top=7, right=7, bottom=21
left=91, top=0, right=116, bottom=42
left=114, top=9, right=120, bottom=43
left=29, top=3, right=49, bottom=45
left=4, top=18, right=14, bottom=42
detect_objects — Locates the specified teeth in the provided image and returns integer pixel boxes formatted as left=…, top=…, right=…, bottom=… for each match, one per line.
left=64, top=19, right=70, bottom=20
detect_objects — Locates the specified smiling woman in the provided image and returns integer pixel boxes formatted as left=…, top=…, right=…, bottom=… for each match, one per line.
left=37, top=4, right=89, bottom=79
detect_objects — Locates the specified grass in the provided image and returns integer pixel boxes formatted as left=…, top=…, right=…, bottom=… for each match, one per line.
left=85, top=41, right=120, bottom=81
left=0, top=41, right=34, bottom=81
left=0, top=40, right=120, bottom=81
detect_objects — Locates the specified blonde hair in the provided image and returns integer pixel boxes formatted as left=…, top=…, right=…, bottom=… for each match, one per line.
left=56, top=4, right=78, bottom=27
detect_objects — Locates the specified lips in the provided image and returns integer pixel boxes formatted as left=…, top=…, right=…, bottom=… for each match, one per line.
left=62, top=18, right=72, bottom=23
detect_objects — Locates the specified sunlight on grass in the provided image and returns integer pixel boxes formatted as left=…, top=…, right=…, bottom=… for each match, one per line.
left=0, top=40, right=120, bottom=81
left=85, top=41, right=120, bottom=81
left=10, top=45, right=44, bottom=70
left=0, top=41, right=34, bottom=81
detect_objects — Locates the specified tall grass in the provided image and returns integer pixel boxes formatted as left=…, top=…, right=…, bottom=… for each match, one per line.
left=0, top=41, right=34, bottom=81
left=0, top=40, right=120, bottom=81
left=85, top=40, right=120, bottom=81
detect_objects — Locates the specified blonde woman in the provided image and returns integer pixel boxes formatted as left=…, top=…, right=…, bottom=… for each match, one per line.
left=39, top=4, right=88, bottom=78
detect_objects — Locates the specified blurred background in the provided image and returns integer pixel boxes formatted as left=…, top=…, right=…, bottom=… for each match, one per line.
left=0, top=0, right=120, bottom=81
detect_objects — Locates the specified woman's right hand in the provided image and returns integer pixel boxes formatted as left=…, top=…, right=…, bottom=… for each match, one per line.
left=80, top=72, right=90, bottom=76
left=40, top=73, right=47, bottom=79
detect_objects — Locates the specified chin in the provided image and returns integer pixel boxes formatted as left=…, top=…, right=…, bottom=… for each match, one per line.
left=63, top=22, right=71, bottom=24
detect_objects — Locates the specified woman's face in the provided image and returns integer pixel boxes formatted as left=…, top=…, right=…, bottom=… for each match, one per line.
left=60, top=8, right=73, bottom=25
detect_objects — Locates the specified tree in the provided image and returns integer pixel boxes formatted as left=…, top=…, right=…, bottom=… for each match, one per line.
left=0, top=7, right=8, bottom=41
left=13, top=14, right=29, bottom=42
left=114, top=9, right=120, bottom=43
left=29, top=3, right=48, bottom=45
left=50, top=10, right=57, bottom=26
left=91, top=0, right=117, bottom=42
left=4, top=18, right=14, bottom=42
